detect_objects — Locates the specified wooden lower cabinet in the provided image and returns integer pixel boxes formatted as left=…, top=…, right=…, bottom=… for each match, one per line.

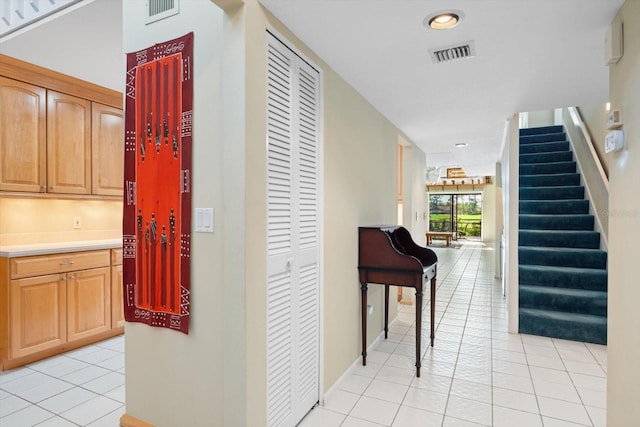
left=67, top=267, right=111, bottom=342
left=1, top=248, right=123, bottom=370
left=9, top=274, right=66, bottom=359
left=111, top=264, right=124, bottom=329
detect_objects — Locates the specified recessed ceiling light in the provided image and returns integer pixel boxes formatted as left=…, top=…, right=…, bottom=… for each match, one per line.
left=424, top=11, right=463, bottom=30
left=455, top=143, right=468, bottom=148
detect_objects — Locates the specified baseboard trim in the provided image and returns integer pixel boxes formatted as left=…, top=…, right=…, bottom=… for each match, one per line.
left=322, top=314, right=402, bottom=405
left=120, top=414, right=155, bottom=427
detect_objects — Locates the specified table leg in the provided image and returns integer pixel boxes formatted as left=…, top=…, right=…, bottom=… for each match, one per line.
left=415, top=288, right=423, bottom=377
left=384, top=285, right=389, bottom=339
left=361, top=282, right=368, bottom=366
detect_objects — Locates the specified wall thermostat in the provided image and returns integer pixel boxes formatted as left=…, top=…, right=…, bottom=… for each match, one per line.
left=605, top=130, right=624, bottom=153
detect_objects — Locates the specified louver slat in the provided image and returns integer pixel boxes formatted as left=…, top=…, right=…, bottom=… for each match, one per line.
left=430, top=42, right=476, bottom=64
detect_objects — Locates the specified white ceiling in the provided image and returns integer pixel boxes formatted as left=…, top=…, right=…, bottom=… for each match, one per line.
left=259, top=0, right=623, bottom=176
left=0, top=0, right=623, bottom=177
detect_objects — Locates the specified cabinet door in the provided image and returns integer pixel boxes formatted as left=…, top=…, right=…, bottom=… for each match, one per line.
left=47, top=91, right=91, bottom=194
left=111, top=264, right=124, bottom=329
left=0, top=77, right=46, bottom=192
left=10, top=274, right=66, bottom=359
left=67, top=267, right=111, bottom=342
left=92, top=103, right=124, bottom=196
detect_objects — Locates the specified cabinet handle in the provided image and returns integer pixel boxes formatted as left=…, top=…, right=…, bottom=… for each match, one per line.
left=49, top=185, right=55, bottom=190
left=59, top=260, right=75, bottom=266
left=40, top=185, right=46, bottom=191
left=60, top=275, right=66, bottom=281
left=69, top=275, right=74, bottom=280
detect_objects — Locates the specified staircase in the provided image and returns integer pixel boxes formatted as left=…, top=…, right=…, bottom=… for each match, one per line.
left=518, top=125, right=608, bottom=345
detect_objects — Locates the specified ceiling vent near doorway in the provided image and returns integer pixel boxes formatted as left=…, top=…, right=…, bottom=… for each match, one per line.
left=429, top=41, right=476, bottom=64
left=145, top=0, right=179, bottom=24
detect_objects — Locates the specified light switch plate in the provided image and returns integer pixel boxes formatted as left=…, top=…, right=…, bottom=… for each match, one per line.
left=195, top=208, right=214, bottom=233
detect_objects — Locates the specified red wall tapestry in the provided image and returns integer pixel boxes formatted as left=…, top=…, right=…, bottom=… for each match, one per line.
left=122, top=33, right=193, bottom=334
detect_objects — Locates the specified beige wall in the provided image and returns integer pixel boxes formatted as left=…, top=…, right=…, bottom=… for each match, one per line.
left=0, top=198, right=121, bottom=245
left=607, top=1, right=640, bottom=425
left=401, top=139, right=427, bottom=243
left=122, top=2, right=227, bottom=427
left=527, top=109, right=555, bottom=128
left=481, top=182, right=496, bottom=244
left=122, top=0, right=421, bottom=426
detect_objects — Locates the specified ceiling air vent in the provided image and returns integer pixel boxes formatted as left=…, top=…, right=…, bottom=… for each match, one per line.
left=429, top=41, right=476, bottom=64
left=146, top=0, right=179, bottom=24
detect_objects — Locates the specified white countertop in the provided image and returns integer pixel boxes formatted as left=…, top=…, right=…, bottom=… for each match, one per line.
left=0, top=239, right=122, bottom=257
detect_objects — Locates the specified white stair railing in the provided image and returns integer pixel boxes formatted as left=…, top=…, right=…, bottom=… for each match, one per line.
left=0, top=0, right=84, bottom=40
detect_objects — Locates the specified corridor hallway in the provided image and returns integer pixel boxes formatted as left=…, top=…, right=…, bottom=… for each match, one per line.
left=300, top=241, right=607, bottom=427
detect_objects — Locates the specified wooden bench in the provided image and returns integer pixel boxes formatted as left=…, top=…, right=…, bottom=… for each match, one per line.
left=425, top=231, right=454, bottom=247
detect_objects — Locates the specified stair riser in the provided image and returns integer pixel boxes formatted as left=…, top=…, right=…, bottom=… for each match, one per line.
left=519, top=248, right=607, bottom=269
left=519, top=312, right=606, bottom=344
left=520, top=125, right=564, bottom=136
left=520, top=200, right=589, bottom=214
left=520, top=133, right=567, bottom=144
left=520, top=174, right=581, bottom=187
left=520, top=151, right=573, bottom=166
left=519, top=215, right=594, bottom=230
left=520, top=187, right=584, bottom=200
left=520, top=151, right=573, bottom=164
left=519, top=266, right=607, bottom=291
left=519, top=231, right=600, bottom=249
left=519, top=288, right=607, bottom=316
left=520, top=141, right=570, bottom=154
left=520, top=162, right=576, bottom=175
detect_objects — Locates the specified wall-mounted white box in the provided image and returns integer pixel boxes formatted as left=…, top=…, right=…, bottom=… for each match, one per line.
left=605, top=130, right=624, bottom=153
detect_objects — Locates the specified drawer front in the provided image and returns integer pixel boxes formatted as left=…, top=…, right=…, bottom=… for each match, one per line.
left=10, top=250, right=110, bottom=279
left=111, top=248, right=123, bottom=266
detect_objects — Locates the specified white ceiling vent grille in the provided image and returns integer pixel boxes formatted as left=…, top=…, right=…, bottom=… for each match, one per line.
left=429, top=41, right=476, bottom=64
left=146, top=0, right=179, bottom=24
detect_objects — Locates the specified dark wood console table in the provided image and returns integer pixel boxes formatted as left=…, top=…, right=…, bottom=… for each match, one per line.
left=358, top=226, right=437, bottom=377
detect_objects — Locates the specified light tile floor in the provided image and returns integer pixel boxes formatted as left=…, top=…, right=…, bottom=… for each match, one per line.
left=0, top=241, right=607, bottom=427
left=300, top=241, right=607, bottom=427
left=0, top=336, right=125, bottom=426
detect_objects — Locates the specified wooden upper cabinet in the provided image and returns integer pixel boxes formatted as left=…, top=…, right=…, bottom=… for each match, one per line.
left=92, top=103, right=124, bottom=196
left=47, top=91, right=91, bottom=195
left=0, top=77, right=46, bottom=192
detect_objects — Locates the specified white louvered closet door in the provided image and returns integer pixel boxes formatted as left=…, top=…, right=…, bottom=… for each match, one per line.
left=266, top=33, right=321, bottom=427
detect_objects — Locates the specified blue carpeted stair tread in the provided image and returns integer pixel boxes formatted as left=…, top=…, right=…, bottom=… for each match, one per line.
left=519, top=308, right=606, bottom=345
left=520, top=132, right=567, bottom=144
left=520, top=173, right=581, bottom=187
left=519, top=246, right=607, bottom=269
left=520, top=125, right=563, bottom=136
left=519, top=230, right=600, bottom=249
left=519, top=265, right=607, bottom=291
left=520, top=151, right=573, bottom=164
left=520, top=200, right=589, bottom=214
left=519, top=214, right=594, bottom=230
left=520, top=141, right=570, bottom=154
left=519, top=186, right=585, bottom=200
left=519, top=285, right=607, bottom=316
left=520, top=161, right=576, bottom=175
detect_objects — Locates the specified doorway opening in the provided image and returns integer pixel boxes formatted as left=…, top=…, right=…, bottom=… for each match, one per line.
left=428, top=193, right=482, bottom=241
